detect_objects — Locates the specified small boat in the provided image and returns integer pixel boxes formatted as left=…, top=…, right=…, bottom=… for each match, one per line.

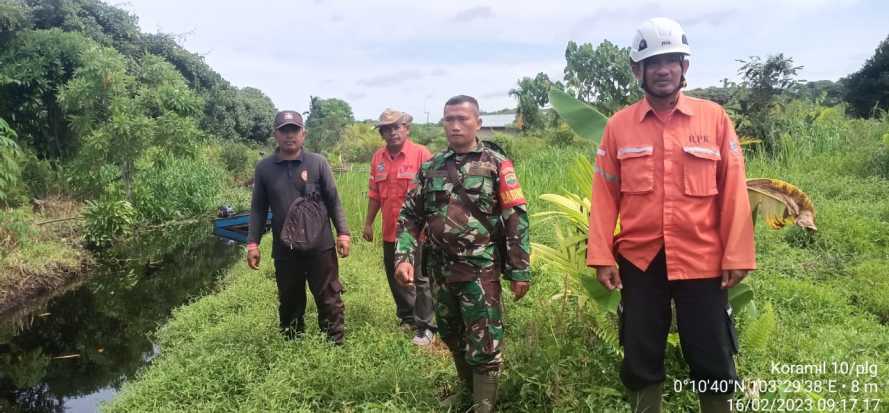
left=213, top=211, right=271, bottom=244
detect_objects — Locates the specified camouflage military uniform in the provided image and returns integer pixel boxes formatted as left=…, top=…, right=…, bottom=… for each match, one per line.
left=395, top=142, right=530, bottom=374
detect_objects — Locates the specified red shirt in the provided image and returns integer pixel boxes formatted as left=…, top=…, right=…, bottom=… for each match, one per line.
left=368, top=140, right=432, bottom=242
left=586, top=93, right=756, bottom=280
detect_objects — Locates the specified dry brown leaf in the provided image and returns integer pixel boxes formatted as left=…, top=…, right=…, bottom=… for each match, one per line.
left=746, top=178, right=817, bottom=231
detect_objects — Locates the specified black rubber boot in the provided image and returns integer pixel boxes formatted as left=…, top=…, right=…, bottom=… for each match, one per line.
left=472, top=371, right=498, bottom=413
left=629, top=382, right=662, bottom=413
left=440, top=353, right=473, bottom=410
left=698, top=392, right=733, bottom=413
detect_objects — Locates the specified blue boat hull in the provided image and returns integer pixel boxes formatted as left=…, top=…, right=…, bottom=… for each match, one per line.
left=213, top=212, right=271, bottom=243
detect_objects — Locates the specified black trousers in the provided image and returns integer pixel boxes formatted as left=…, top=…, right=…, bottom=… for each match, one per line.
left=619, top=249, right=740, bottom=394
left=382, top=241, right=434, bottom=331
left=274, top=248, right=345, bottom=343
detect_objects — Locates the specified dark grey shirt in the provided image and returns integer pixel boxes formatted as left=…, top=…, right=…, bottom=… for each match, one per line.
left=248, top=149, right=350, bottom=258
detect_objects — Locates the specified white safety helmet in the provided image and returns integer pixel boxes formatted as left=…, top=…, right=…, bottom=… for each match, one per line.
left=630, top=17, right=691, bottom=63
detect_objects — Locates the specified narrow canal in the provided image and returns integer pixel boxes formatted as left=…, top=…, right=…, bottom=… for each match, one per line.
left=0, top=224, right=241, bottom=412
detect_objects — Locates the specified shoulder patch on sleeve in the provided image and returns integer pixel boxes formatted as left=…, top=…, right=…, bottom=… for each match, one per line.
left=498, top=160, right=526, bottom=208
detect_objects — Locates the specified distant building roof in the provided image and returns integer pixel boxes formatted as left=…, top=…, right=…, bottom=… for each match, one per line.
left=479, top=113, right=516, bottom=128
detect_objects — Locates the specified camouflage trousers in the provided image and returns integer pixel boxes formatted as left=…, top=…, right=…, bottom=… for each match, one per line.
left=429, top=263, right=504, bottom=374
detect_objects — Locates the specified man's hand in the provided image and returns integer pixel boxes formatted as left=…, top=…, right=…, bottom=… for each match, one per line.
left=247, top=248, right=261, bottom=270
left=510, top=280, right=530, bottom=301
left=596, top=265, right=622, bottom=290
left=721, top=269, right=749, bottom=289
left=395, top=262, right=414, bottom=286
left=362, top=223, right=374, bottom=242
left=336, top=235, right=351, bottom=258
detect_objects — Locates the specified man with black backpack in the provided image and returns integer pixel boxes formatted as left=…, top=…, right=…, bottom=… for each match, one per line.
left=246, top=110, right=351, bottom=345
left=394, top=95, right=531, bottom=412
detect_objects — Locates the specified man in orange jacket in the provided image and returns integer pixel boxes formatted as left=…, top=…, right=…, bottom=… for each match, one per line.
left=363, top=109, right=435, bottom=345
left=587, top=17, right=756, bottom=413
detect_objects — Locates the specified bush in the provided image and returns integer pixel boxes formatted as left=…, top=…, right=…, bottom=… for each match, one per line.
left=218, top=141, right=261, bottom=181
left=83, top=198, right=136, bottom=248
left=0, top=118, right=24, bottom=207
left=545, top=122, right=579, bottom=147
left=411, top=123, right=447, bottom=152
left=0, top=209, right=35, bottom=255
left=20, top=150, right=66, bottom=199
left=131, top=154, right=227, bottom=223
left=333, top=123, right=382, bottom=163
left=66, top=157, right=125, bottom=200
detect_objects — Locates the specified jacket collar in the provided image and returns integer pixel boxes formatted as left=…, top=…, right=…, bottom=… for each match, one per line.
left=636, top=92, right=695, bottom=123
left=274, top=147, right=305, bottom=163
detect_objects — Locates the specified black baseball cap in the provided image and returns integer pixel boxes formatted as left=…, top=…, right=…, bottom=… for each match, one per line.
left=274, top=110, right=304, bottom=129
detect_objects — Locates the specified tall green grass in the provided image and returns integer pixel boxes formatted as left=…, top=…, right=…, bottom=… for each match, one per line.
left=105, top=111, right=889, bottom=411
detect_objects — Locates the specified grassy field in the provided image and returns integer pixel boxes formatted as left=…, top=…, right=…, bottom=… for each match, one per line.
left=104, top=113, right=889, bottom=412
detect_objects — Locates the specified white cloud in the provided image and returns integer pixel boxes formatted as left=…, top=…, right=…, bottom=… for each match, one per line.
left=121, top=0, right=879, bottom=119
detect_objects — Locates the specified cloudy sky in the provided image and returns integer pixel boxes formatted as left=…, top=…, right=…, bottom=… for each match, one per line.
left=119, top=0, right=889, bottom=121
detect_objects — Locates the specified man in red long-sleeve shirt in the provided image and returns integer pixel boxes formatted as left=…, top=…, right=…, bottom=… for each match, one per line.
left=587, top=18, right=756, bottom=413
left=362, top=109, right=434, bottom=345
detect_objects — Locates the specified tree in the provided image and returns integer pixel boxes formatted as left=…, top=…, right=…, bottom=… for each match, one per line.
left=59, top=47, right=204, bottom=199
left=733, top=54, right=803, bottom=150
left=736, top=54, right=803, bottom=112
left=0, top=28, right=92, bottom=159
left=510, top=72, right=559, bottom=131
left=202, top=86, right=276, bottom=142
left=0, top=0, right=32, bottom=45
left=686, top=78, right=738, bottom=106
left=25, top=0, right=142, bottom=56
left=843, top=34, right=889, bottom=117
left=563, top=39, right=641, bottom=115
left=304, top=97, right=353, bottom=153
left=237, top=87, right=276, bottom=142
left=794, top=80, right=844, bottom=106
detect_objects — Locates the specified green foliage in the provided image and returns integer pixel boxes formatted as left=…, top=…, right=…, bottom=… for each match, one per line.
left=333, top=122, right=382, bottom=163
left=201, top=84, right=276, bottom=142
left=0, top=117, right=23, bottom=206
left=131, top=154, right=226, bottom=223
left=83, top=198, right=136, bottom=247
left=138, top=33, right=277, bottom=142
left=0, top=28, right=91, bottom=158
left=843, top=34, right=889, bottom=117
left=59, top=47, right=205, bottom=199
left=847, top=259, right=889, bottom=323
left=732, top=54, right=803, bottom=151
left=686, top=78, right=738, bottom=106
left=510, top=72, right=560, bottom=131
left=563, top=39, right=641, bottom=115
left=544, top=122, right=579, bottom=147
left=19, top=148, right=63, bottom=198
left=305, top=96, right=354, bottom=154
left=25, top=0, right=142, bottom=55
left=740, top=302, right=777, bottom=355
left=0, top=208, right=34, bottom=255
left=410, top=123, right=446, bottom=152
left=0, top=0, right=32, bottom=43
left=548, top=88, right=608, bottom=144
left=794, top=79, right=845, bottom=106
left=218, top=141, right=261, bottom=181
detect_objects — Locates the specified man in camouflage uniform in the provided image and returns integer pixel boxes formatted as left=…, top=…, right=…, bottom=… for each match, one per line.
left=394, top=95, right=531, bottom=412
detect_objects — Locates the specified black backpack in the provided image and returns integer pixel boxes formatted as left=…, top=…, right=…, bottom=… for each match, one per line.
left=280, top=184, right=328, bottom=252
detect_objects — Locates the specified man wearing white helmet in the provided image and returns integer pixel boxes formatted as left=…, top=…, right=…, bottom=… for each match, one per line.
left=586, top=17, right=756, bottom=413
